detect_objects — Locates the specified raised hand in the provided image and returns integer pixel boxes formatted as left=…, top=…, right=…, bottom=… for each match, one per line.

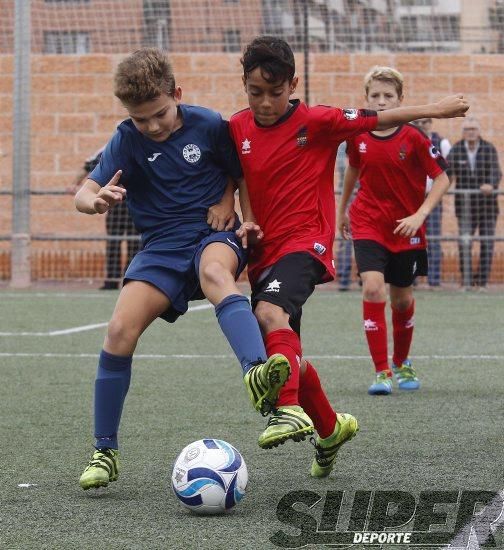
left=93, top=170, right=126, bottom=214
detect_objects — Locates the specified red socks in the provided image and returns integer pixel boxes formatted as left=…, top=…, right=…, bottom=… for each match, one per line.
left=299, top=361, right=337, bottom=439
left=265, top=329, right=301, bottom=407
left=363, top=301, right=389, bottom=373
left=266, top=329, right=337, bottom=438
left=392, top=300, right=415, bottom=367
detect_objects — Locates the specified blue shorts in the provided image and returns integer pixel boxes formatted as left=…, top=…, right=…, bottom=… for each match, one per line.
left=123, top=230, right=247, bottom=323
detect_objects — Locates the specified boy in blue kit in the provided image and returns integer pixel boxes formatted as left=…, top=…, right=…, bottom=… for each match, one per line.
left=75, top=48, right=289, bottom=490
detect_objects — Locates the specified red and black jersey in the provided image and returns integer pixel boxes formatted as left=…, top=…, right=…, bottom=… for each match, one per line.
left=229, top=100, right=377, bottom=285
left=347, top=124, right=447, bottom=252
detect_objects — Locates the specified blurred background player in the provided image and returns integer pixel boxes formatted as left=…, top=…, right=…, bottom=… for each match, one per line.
left=70, top=146, right=140, bottom=290
left=232, top=36, right=468, bottom=476
left=335, top=141, right=356, bottom=291
left=446, top=117, right=502, bottom=290
left=75, top=48, right=290, bottom=490
left=413, top=118, right=451, bottom=289
left=338, top=66, right=451, bottom=396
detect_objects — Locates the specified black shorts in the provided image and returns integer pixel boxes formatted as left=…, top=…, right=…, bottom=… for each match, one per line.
left=353, top=239, right=428, bottom=288
left=251, top=252, right=326, bottom=336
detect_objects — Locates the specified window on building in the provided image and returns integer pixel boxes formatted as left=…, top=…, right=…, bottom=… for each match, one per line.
left=43, top=31, right=90, bottom=54
left=143, top=0, right=171, bottom=50
left=223, top=29, right=241, bottom=52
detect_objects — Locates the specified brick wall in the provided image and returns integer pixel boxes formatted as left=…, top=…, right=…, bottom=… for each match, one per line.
left=0, top=53, right=503, bottom=281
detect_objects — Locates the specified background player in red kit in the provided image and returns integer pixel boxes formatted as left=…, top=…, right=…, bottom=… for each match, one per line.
left=231, top=37, right=468, bottom=477
left=338, top=66, right=451, bottom=396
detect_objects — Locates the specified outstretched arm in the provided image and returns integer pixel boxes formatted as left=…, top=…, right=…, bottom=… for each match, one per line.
left=376, top=95, right=469, bottom=130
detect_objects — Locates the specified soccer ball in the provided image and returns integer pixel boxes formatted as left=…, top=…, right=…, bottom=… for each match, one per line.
left=171, top=439, right=248, bottom=515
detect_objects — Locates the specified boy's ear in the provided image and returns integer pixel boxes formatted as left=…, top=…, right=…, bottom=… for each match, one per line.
left=290, top=75, right=299, bottom=94
left=173, top=86, right=182, bottom=102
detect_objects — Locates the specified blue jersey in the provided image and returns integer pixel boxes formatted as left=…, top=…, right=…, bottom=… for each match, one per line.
left=89, top=104, right=242, bottom=249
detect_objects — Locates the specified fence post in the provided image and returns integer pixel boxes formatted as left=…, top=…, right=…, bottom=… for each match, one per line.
left=11, top=0, right=32, bottom=288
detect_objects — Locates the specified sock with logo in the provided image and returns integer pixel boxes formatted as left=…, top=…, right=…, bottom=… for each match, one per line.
left=363, top=301, right=389, bottom=373
left=392, top=300, right=415, bottom=366
left=265, top=328, right=301, bottom=407
left=94, top=350, right=132, bottom=450
left=215, top=294, right=266, bottom=375
left=299, top=361, right=337, bottom=439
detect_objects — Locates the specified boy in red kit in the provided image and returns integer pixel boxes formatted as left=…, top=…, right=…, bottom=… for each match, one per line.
left=338, top=66, right=451, bottom=396
left=231, top=37, right=468, bottom=477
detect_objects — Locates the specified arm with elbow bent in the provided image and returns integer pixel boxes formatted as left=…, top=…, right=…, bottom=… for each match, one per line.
left=394, top=172, right=450, bottom=237
left=74, top=170, right=125, bottom=215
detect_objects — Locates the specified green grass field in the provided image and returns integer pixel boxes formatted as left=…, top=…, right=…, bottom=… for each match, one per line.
left=0, top=288, right=503, bottom=550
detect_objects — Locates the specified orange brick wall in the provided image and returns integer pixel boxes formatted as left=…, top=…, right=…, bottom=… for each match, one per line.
left=0, top=52, right=503, bottom=280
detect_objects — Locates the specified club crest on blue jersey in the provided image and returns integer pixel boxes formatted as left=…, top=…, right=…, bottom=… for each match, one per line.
left=296, top=126, right=308, bottom=147
left=183, top=144, right=201, bottom=163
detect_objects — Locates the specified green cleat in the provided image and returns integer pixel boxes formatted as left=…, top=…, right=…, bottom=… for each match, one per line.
left=310, top=413, right=359, bottom=478
left=79, top=448, right=119, bottom=490
left=258, top=405, right=314, bottom=449
left=244, top=354, right=290, bottom=415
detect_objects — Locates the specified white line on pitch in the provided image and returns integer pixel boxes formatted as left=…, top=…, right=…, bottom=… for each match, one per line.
left=0, top=303, right=214, bottom=336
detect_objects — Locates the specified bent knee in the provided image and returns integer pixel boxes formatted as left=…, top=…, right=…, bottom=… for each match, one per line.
left=200, top=260, right=234, bottom=287
left=106, top=316, right=141, bottom=351
left=254, top=301, right=289, bottom=332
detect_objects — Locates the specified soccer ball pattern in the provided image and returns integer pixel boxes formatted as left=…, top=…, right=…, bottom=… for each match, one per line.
left=171, top=439, right=248, bottom=514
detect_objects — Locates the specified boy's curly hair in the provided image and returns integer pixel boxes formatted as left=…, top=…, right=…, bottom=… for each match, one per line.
left=114, top=48, right=175, bottom=105
left=241, top=36, right=295, bottom=84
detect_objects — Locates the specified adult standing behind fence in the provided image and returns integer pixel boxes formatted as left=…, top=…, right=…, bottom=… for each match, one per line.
left=70, top=146, right=141, bottom=290
left=446, top=117, right=502, bottom=289
left=414, top=118, right=451, bottom=288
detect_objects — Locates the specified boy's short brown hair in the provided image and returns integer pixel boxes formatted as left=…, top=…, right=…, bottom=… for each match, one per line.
left=364, top=66, right=404, bottom=98
left=114, top=48, right=176, bottom=106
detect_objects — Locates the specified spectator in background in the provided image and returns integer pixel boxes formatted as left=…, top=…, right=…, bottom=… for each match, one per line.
left=70, top=146, right=140, bottom=290
left=413, top=118, right=451, bottom=288
left=335, top=141, right=355, bottom=291
left=447, top=117, right=502, bottom=289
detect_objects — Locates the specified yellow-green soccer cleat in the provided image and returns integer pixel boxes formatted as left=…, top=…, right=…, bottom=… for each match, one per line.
left=243, top=354, right=291, bottom=415
left=258, top=405, right=314, bottom=449
left=310, top=413, right=359, bottom=478
left=79, top=448, right=119, bottom=490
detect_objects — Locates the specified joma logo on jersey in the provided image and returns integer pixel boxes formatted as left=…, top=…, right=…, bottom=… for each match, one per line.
left=182, top=144, right=201, bottom=163
left=359, top=141, right=367, bottom=153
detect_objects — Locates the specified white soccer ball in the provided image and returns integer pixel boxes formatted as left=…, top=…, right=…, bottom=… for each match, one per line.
left=171, top=439, right=248, bottom=515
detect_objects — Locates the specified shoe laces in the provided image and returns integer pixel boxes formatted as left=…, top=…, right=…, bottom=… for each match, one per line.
left=376, top=371, right=392, bottom=383
left=310, top=437, right=333, bottom=464
left=396, top=363, right=417, bottom=381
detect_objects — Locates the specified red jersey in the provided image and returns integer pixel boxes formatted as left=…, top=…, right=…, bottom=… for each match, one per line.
left=347, top=124, right=447, bottom=252
left=229, top=101, right=377, bottom=285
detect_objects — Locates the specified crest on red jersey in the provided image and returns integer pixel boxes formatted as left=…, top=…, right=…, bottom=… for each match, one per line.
left=399, top=144, right=407, bottom=160
left=296, top=126, right=308, bottom=147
